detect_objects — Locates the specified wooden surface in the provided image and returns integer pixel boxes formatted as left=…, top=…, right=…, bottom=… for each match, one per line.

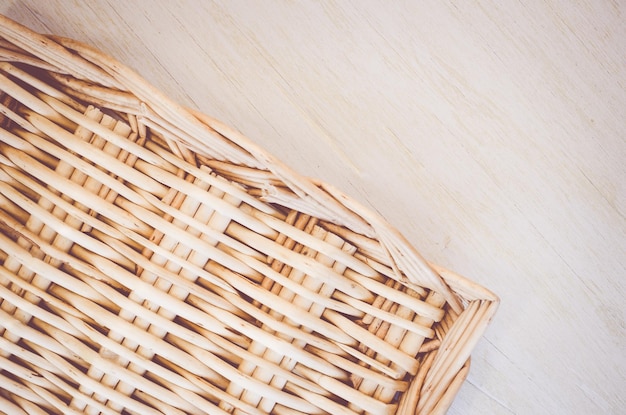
left=1, top=1, right=624, bottom=413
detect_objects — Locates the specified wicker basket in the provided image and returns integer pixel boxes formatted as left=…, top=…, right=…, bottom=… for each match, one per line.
left=0, top=14, right=498, bottom=415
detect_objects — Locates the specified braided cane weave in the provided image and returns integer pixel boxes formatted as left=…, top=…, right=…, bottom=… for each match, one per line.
left=0, top=15, right=498, bottom=415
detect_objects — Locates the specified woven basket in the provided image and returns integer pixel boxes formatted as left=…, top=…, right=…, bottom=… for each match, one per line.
left=0, top=14, right=498, bottom=415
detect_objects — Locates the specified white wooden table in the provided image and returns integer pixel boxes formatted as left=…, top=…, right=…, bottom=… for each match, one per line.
left=2, top=1, right=625, bottom=413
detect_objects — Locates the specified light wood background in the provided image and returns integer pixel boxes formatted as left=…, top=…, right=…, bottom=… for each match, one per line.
left=2, top=1, right=624, bottom=414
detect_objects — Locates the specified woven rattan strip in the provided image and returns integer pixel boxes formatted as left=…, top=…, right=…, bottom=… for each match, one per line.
left=0, top=15, right=498, bottom=415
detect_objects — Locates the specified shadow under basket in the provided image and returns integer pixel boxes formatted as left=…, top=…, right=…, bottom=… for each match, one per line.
left=0, top=14, right=498, bottom=415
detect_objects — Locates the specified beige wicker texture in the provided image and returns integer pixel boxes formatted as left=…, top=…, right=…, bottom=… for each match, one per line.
left=0, top=15, right=498, bottom=415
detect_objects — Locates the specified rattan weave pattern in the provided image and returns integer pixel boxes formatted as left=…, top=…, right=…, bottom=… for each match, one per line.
left=0, top=15, right=498, bottom=415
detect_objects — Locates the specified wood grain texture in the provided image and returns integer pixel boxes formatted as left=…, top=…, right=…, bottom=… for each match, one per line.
left=1, top=1, right=624, bottom=413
